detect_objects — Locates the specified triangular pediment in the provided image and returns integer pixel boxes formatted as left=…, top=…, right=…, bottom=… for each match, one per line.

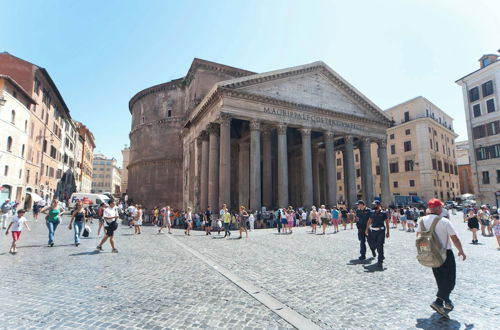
left=218, top=62, right=391, bottom=124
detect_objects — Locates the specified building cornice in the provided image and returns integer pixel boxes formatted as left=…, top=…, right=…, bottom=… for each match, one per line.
left=129, top=117, right=186, bottom=137
left=387, top=117, right=458, bottom=138
left=128, top=78, right=183, bottom=113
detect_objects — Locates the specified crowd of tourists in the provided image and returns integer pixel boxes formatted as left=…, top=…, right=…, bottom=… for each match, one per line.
left=3, top=195, right=500, bottom=320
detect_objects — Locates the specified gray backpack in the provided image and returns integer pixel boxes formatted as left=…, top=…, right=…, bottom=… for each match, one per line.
left=416, top=216, right=447, bottom=268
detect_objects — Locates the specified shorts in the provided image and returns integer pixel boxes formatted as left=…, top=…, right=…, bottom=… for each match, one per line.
left=494, top=224, right=500, bottom=236
left=99, top=218, right=104, bottom=224
left=12, top=231, right=21, bottom=241
left=312, top=219, right=317, bottom=225
left=281, top=218, right=288, bottom=225
left=320, top=217, right=328, bottom=225
left=400, top=216, right=407, bottom=221
left=332, top=219, right=340, bottom=226
left=105, top=221, right=118, bottom=236
left=481, top=219, right=491, bottom=226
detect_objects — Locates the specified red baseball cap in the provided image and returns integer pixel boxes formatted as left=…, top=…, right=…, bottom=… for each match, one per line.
left=428, top=198, right=443, bottom=208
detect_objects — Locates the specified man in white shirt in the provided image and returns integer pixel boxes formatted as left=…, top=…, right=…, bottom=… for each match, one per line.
left=96, top=200, right=119, bottom=253
left=416, top=198, right=466, bottom=318
left=159, top=205, right=172, bottom=234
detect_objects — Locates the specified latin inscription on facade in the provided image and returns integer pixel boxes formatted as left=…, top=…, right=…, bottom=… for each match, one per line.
left=263, top=107, right=362, bottom=130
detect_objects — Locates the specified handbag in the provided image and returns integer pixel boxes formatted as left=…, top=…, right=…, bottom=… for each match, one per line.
left=82, top=224, right=91, bottom=238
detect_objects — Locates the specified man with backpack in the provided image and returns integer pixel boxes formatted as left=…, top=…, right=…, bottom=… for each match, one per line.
left=416, top=198, right=466, bottom=319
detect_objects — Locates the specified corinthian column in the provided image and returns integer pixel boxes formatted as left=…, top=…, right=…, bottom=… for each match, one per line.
left=277, top=124, right=288, bottom=208
left=377, top=139, right=391, bottom=208
left=207, top=123, right=219, bottom=211
left=262, top=128, right=273, bottom=208
left=324, top=132, right=337, bottom=207
left=249, top=119, right=261, bottom=211
left=238, top=142, right=250, bottom=208
left=343, top=135, right=357, bottom=208
left=360, top=137, right=374, bottom=204
left=199, top=131, right=209, bottom=211
left=300, top=128, right=313, bottom=208
left=219, top=114, right=231, bottom=208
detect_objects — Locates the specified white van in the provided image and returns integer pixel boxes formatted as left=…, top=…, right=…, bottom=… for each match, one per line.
left=69, top=193, right=110, bottom=208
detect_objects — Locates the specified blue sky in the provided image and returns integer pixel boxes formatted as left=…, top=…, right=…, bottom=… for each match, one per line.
left=2, top=0, right=499, bottom=165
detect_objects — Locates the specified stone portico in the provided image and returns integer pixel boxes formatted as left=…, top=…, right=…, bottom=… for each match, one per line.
left=181, top=62, right=392, bottom=211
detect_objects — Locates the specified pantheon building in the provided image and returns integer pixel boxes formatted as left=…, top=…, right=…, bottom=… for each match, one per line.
left=128, top=59, right=392, bottom=211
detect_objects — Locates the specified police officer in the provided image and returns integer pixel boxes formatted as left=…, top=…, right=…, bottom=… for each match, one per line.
left=365, top=200, right=390, bottom=268
left=355, top=200, right=373, bottom=260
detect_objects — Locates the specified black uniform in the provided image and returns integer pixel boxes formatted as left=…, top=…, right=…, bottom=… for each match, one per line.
left=355, top=207, right=371, bottom=258
left=368, top=210, right=388, bottom=265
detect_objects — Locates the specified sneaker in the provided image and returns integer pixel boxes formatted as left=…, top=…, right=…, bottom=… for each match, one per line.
left=358, top=255, right=366, bottom=260
left=444, top=301, right=454, bottom=312
left=377, top=262, right=383, bottom=269
left=96, top=245, right=103, bottom=251
left=111, top=249, right=118, bottom=253
left=50, top=243, right=54, bottom=247
left=430, top=302, right=449, bottom=319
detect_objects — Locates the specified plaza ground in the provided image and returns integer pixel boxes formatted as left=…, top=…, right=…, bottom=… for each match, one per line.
left=0, top=212, right=497, bottom=329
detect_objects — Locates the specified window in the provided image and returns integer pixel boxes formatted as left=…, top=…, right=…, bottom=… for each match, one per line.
left=50, top=146, right=57, bottom=159
left=444, top=163, right=449, bottom=173
left=487, top=99, right=495, bottom=113
left=432, top=159, right=437, bottom=170
left=409, top=180, right=415, bottom=187
left=356, top=169, right=360, bottom=177
left=404, top=160, right=414, bottom=171
left=390, top=145, right=396, bottom=154
left=404, top=111, right=410, bottom=122
left=482, top=80, right=494, bottom=97
left=430, top=139, right=433, bottom=149
left=4, top=166, right=8, bottom=176
left=11, top=110, right=15, bottom=124
left=43, top=139, right=47, bottom=153
left=497, top=170, right=500, bottom=184
left=34, top=78, right=40, bottom=94
left=469, top=86, right=480, bottom=102
left=21, top=144, right=25, bottom=158
left=167, top=110, right=172, bottom=118
left=437, top=161, right=443, bottom=172
left=376, top=165, right=380, bottom=175
left=405, top=129, right=411, bottom=135
left=337, top=158, right=341, bottom=166
left=389, top=162, right=399, bottom=173
left=355, top=154, right=359, bottom=163
left=389, top=134, right=395, bottom=140
left=337, top=172, right=341, bottom=180
left=24, top=120, right=28, bottom=132
left=473, top=104, right=481, bottom=117
left=403, top=141, right=412, bottom=152
left=393, top=181, right=399, bottom=188
left=6, top=137, right=12, bottom=152
left=435, top=142, right=439, bottom=150
left=482, top=171, right=490, bottom=184
left=476, top=147, right=487, bottom=160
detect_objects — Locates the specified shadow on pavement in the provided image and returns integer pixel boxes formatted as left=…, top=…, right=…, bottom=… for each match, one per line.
left=347, top=257, right=374, bottom=265
left=17, top=244, right=74, bottom=249
left=415, top=313, right=465, bottom=329
left=69, top=250, right=101, bottom=256
left=363, top=263, right=385, bottom=272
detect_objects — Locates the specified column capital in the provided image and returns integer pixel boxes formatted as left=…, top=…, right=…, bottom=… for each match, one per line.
left=360, top=137, right=373, bottom=148
left=198, top=130, right=209, bottom=141
left=206, top=122, right=219, bottom=135
left=344, top=135, right=354, bottom=144
left=299, top=128, right=311, bottom=137
left=276, top=123, right=287, bottom=135
left=324, top=131, right=335, bottom=143
left=249, top=119, right=261, bottom=131
left=218, top=113, right=232, bottom=127
left=261, top=127, right=273, bottom=138
left=377, top=139, right=387, bottom=148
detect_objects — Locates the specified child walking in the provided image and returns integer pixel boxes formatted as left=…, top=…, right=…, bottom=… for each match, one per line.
left=5, top=209, right=31, bottom=254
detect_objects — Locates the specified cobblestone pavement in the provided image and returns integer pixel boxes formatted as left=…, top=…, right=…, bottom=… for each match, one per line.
left=0, top=212, right=497, bottom=329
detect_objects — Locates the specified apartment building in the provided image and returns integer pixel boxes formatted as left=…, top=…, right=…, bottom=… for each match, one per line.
left=91, top=154, right=121, bottom=197
left=456, top=51, right=500, bottom=206
left=0, top=75, right=35, bottom=205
